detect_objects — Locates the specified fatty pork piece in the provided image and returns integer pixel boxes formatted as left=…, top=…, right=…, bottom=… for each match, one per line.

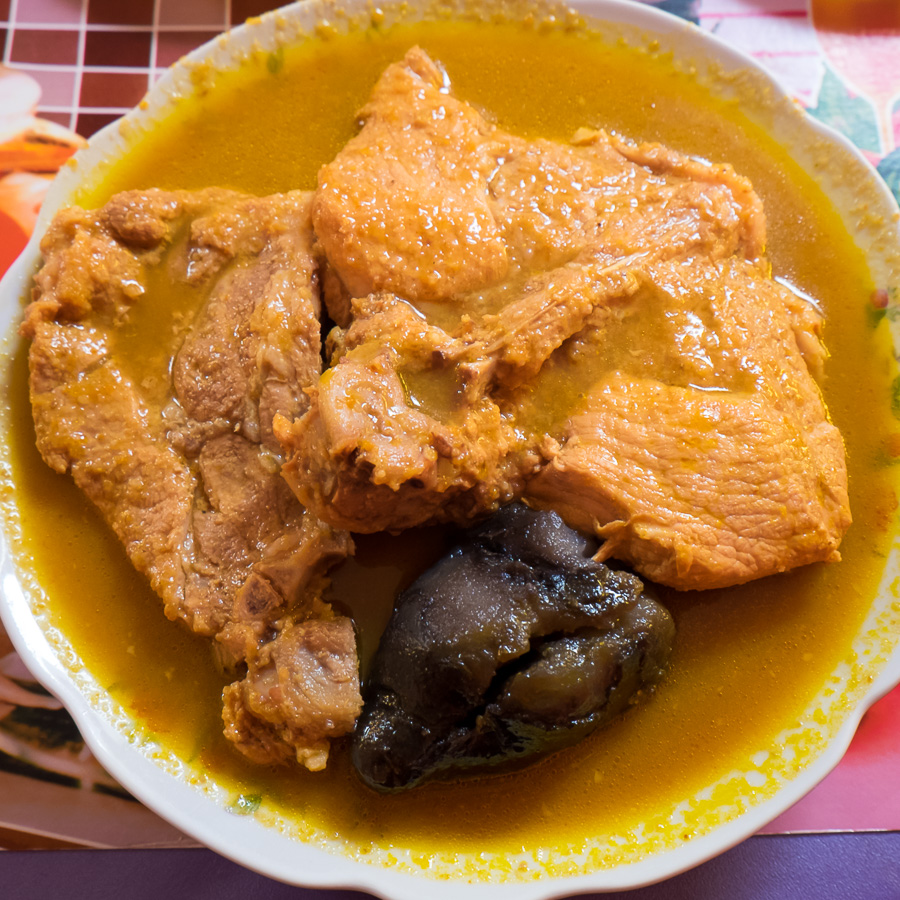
left=223, top=614, right=361, bottom=772
left=352, top=504, right=674, bottom=792
left=21, top=188, right=360, bottom=770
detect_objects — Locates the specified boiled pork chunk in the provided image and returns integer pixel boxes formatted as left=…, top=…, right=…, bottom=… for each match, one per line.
left=313, top=47, right=765, bottom=312
left=223, top=615, right=361, bottom=772
left=276, top=290, right=525, bottom=533
left=284, top=47, right=850, bottom=589
left=524, top=255, right=850, bottom=590
left=289, top=47, right=773, bottom=534
left=23, top=188, right=359, bottom=769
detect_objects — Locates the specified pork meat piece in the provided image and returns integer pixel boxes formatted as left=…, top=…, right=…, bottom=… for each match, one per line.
left=276, top=291, right=526, bottom=533
left=289, top=47, right=850, bottom=589
left=223, top=614, right=362, bottom=771
left=287, top=49, right=785, bottom=534
left=313, top=47, right=509, bottom=306
left=524, top=256, right=851, bottom=589
left=313, top=48, right=764, bottom=313
left=22, top=188, right=360, bottom=768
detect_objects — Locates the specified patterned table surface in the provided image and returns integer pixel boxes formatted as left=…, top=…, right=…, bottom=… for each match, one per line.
left=1, top=0, right=899, bottom=853
left=1, top=0, right=277, bottom=138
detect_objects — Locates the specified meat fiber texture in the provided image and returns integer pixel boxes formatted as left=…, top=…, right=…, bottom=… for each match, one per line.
left=22, top=188, right=360, bottom=770
left=278, top=46, right=850, bottom=591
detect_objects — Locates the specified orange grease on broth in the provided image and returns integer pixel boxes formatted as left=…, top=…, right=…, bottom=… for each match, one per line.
left=6, top=20, right=900, bottom=856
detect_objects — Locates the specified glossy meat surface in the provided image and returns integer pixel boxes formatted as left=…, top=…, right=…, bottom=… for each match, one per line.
left=352, top=504, right=674, bottom=791
left=523, top=255, right=851, bottom=589
left=23, top=188, right=359, bottom=769
left=223, top=615, right=362, bottom=772
left=281, top=47, right=851, bottom=589
left=313, top=48, right=764, bottom=309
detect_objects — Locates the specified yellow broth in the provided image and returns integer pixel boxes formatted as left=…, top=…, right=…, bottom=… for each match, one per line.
left=4, top=19, right=900, bottom=862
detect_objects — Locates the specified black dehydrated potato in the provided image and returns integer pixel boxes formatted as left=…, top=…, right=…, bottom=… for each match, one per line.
left=351, top=503, right=675, bottom=791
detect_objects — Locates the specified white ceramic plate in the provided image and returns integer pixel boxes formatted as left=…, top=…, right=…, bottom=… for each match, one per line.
left=2, top=1, right=900, bottom=896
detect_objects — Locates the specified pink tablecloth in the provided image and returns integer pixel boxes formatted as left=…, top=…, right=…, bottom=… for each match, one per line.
left=1, top=0, right=898, bottom=850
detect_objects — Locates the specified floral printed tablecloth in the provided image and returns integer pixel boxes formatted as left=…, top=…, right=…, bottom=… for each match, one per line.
left=0, top=0, right=898, bottom=849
